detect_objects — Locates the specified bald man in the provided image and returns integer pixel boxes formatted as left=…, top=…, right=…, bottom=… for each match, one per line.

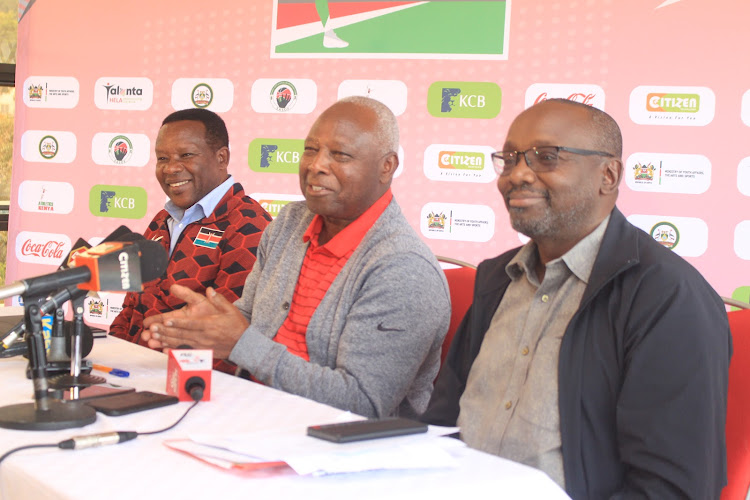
left=422, top=99, right=730, bottom=499
left=143, top=97, right=450, bottom=419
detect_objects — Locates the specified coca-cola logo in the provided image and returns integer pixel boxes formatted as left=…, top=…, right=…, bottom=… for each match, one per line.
left=534, top=92, right=597, bottom=106
left=21, top=239, right=66, bottom=260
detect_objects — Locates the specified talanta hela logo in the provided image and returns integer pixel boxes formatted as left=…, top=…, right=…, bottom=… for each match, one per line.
left=95, top=77, right=153, bottom=110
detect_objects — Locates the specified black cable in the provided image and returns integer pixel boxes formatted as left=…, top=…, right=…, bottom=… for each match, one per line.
left=0, top=399, right=200, bottom=465
left=137, top=400, right=200, bottom=436
left=0, top=443, right=59, bottom=465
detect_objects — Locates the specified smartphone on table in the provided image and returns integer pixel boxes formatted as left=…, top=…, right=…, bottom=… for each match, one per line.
left=85, top=391, right=179, bottom=416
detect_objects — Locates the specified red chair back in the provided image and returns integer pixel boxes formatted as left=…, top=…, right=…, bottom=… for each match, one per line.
left=722, top=309, right=750, bottom=500
left=440, top=266, right=476, bottom=365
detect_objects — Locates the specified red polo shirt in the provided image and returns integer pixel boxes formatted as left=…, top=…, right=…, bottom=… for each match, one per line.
left=274, top=189, right=393, bottom=360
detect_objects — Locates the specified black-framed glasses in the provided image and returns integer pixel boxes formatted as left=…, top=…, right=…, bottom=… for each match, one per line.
left=491, top=146, right=615, bottom=176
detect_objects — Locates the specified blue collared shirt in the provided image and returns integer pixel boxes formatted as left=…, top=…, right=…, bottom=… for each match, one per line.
left=164, top=175, right=234, bottom=256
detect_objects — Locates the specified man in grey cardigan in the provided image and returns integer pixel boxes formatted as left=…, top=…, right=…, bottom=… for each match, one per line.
left=143, top=96, right=450, bottom=418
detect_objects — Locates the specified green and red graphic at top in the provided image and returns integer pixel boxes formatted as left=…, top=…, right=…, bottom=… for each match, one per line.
left=271, top=0, right=510, bottom=59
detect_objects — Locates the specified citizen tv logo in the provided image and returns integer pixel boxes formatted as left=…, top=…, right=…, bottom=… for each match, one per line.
left=89, top=184, right=147, bottom=219
left=427, top=81, right=501, bottom=119
left=248, top=138, right=305, bottom=174
left=630, top=86, right=715, bottom=126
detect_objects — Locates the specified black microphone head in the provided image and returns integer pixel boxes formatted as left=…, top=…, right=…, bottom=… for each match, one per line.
left=136, top=240, right=168, bottom=282
left=113, top=232, right=146, bottom=243
left=102, top=225, right=133, bottom=243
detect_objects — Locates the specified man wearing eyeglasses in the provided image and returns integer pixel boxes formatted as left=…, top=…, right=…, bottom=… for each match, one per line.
left=422, top=99, right=730, bottom=499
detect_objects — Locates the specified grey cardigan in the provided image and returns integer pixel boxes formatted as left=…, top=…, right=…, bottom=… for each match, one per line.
left=229, top=198, right=450, bottom=418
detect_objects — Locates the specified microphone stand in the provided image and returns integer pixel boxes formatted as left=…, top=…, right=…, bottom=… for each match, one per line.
left=0, top=298, right=96, bottom=430
left=48, top=291, right=105, bottom=390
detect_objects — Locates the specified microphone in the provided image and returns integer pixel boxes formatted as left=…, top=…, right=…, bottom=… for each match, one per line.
left=58, top=431, right=138, bottom=450
left=167, top=349, right=212, bottom=402
left=1, top=237, right=166, bottom=353
left=0, top=239, right=167, bottom=301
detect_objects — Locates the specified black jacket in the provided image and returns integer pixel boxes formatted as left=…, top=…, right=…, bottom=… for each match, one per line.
left=423, top=207, right=731, bottom=499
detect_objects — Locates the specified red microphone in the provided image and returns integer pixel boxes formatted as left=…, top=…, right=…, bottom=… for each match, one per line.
left=167, top=349, right=212, bottom=402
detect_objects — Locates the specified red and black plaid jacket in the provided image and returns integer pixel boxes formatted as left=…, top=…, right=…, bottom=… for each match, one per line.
left=109, top=183, right=272, bottom=374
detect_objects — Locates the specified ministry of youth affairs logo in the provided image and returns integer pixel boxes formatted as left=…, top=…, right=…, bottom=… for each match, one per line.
left=270, top=81, right=297, bottom=112
left=650, top=221, right=679, bottom=250
left=39, top=135, right=58, bottom=159
left=633, top=162, right=655, bottom=182
left=426, top=211, right=448, bottom=231
left=108, top=135, right=133, bottom=165
left=191, top=83, right=213, bottom=108
left=28, top=83, right=43, bottom=101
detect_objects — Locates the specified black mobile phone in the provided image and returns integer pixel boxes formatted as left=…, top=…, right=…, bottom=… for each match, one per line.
left=307, top=417, right=428, bottom=443
left=86, top=391, right=179, bottom=416
left=59, top=383, right=135, bottom=402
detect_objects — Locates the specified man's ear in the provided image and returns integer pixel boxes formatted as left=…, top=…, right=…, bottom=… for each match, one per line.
left=216, top=146, right=230, bottom=169
left=380, top=152, right=399, bottom=183
left=601, top=157, right=622, bottom=195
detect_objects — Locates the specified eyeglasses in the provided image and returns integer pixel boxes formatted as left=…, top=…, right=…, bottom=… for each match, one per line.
left=491, top=146, right=615, bottom=176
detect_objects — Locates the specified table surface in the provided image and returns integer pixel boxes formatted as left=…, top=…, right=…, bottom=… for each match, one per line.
left=0, top=318, right=570, bottom=500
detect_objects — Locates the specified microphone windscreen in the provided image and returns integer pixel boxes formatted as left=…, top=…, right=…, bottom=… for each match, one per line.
left=112, top=232, right=146, bottom=243
left=137, top=240, right=168, bottom=282
left=102, top=225, right=133, bottom=243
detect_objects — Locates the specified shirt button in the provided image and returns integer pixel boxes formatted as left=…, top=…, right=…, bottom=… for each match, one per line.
left=282, top=302, right=290, bottom=310
left=505, top=401, right=512, bottom=410
left=521, top=346, right=529, bottom=356
left=541, top=294, right=549, bottom=303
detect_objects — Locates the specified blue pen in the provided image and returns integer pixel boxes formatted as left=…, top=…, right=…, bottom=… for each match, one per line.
left=92, top=364, right=130, bottom=378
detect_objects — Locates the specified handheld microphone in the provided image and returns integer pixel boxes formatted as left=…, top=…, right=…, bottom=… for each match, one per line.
left=0, top=239, right=167, bottom=301
left=0, top=237, right=167, bottom=354
left=167, top=349, right=212, bottom=402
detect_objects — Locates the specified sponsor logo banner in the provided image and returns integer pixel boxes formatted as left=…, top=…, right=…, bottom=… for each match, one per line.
left=249, top=192, right=306, bottom=218
left=251, top=78, right=317, bottom=114
left=738, top=157, right=750, bottom=196
left=22, top=76, right=79, bottom=109
left=15, top=231, right=72, bottom=265
left=248, top=139, right=305, bottom=173
left=89, top=184, right=148, bottom=219
left=21, top=130, right=77, bottom=163
left=420, top=202, right=495, bottom=242
left=423, top=144, right=496, bottom=183
left=735, top=222, right=750, bottom=260
left=427, top=81, right=501, bottom=119
left=337, top=80, right=407, bottom=116
left=525, top=83, right=605, bottom=110
left=91, top=132, right=150, bottom=167
left=624, top=153, right=711, bottom=194
left=84, top=293, right=125, bottom=324
left=18, top=180, right=75, bottom=214
left=742, top=90, right=750, bottom=127
left=94, top=77, right=154, bottom=110
left=271, top=0, right=510, bottom=60
left=629, top=86, right=715, bottom=126
left=627, top=214, right=707, bottom=257
left=171, top=78, right=234, bottom=112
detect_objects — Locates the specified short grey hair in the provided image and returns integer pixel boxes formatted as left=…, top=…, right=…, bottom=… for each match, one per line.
left=337, top=96, right=399, bottom=154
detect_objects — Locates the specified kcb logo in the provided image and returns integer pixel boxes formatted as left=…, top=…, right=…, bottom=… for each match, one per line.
left=427, top=81, right=501, bottom=119
left=248, top=139, right=305, bottom=174
left=89, top=185, right=147, bottom=219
